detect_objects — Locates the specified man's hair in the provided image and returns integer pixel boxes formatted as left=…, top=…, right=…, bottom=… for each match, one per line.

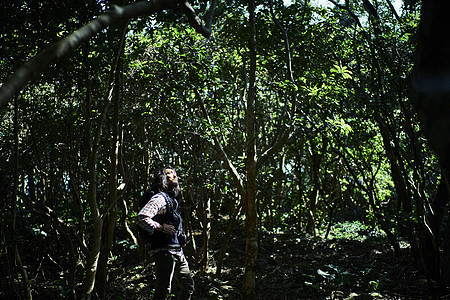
left=151, top=167, right=181, bottom=197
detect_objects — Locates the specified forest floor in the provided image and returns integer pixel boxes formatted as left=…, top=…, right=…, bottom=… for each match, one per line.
left=108, top=223, right=434, bottom=300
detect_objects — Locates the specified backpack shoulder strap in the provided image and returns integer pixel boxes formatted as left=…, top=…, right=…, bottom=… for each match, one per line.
left=160, top=192, right=178, bottom=212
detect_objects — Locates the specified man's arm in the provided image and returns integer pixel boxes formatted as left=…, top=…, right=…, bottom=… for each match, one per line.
left=136, top=193, right=166, bottom=234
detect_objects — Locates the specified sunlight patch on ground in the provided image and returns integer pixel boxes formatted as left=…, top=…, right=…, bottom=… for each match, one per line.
left=322, top=221, right=386, bottom=242
left=399, top=240, right=410, bottom=249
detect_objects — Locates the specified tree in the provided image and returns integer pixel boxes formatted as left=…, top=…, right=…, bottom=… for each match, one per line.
left=0, top=0, right=211, bottom=109
left=3, top=0, right=446, bottom=298
left=0, top=1, right=213, bottom=299
left=412, top=0, right=450, bottom=293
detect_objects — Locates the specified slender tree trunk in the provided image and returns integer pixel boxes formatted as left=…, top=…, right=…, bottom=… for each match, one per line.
left=272, top=154, right=284, bottom=230
left=376, top=119, right=423, bottom=262
left=294, top=152, right=304, bottom=232
left=95, top=23, right=126, bottom=298
left=307, top=151, right=320, bottom=236
left=216, top=204, right=242, bottom=278
left=242, top=0, right=258, bottom=298
left=82, top=68, right=114, bottom=300
left=324, top=205, right=334, bottom=239
left=367, top=188, right=401, bottom=257
left=11, top=93, right=32, bottom=299
left=200, top=192, right=211, bottom=270
left=83, top=226, right=103, bottom=299
left=184, top=189, right=197, bottom=254
left=95, top=95, right=119, bottom=298
left=119, top=126, right=138, bottom=245
left=83, top=22, right=128, bottom=298
left=82, top=145, right=104, bottom=300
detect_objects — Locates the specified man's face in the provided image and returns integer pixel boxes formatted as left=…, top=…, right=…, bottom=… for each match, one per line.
left=165, top=169, right=178, bottom=185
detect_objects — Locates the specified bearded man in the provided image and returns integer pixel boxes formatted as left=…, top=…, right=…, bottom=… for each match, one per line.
left=137, top=167, right=194, bottom=300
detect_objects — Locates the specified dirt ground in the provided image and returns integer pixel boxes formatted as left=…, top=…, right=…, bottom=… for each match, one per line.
left=108, top=230, right=432, bottom=300
left=1, top=221, right=434, bottom=299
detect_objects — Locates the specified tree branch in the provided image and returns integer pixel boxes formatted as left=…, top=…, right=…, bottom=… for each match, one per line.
left=257, top=0, right=296, bottom=167
left=385, top=0, right=401, bottom=23
left=194, top=88, right=246, bottom=197
left=204, top=0, right=218, bottom=33
left=327, top=0, right=363, bottom=29
left=0, top=0, right=211, bottom=109
left=17, top=190, right=89, bottom=256
left=180, top=1, right=212, bottom=38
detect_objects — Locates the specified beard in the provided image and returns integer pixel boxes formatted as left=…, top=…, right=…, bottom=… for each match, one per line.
left=166, top=181, right=180, bottom=197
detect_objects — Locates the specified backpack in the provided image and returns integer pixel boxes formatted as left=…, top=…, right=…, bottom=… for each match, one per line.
left=137, top=190, right=157, bottom=245
left=137, top=191, right=186, bottom=248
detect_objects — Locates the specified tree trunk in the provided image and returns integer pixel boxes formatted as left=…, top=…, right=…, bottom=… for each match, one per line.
left=216, top=204, right=242, bottom=278
left=412, top=0, right=450, bottom=292
left=242, top=0, right=258, bottom=298
left=183, top=188, right=197, bottom=255
left=201, top=195, right=211, bottom=270
left=11, top=93, right=32, bottom=299
left=94, top=22, right=126, bottom=299
left=82, top=57, right=114, bottom=299
left=307, top=151, right=320, bottom=236
left=368, top=189, right=401, bottom=256
left=118, top=125, right=138, bottom=245
left=82, top=140, right=104, bottom=300
left=376, top=118, right=423, bottom=263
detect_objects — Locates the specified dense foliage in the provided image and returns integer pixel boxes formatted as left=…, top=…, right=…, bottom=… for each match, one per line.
left=1, top=0, right=449, bottom=299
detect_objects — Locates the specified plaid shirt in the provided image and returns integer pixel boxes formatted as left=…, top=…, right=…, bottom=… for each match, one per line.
left=137, top=193, right=167, bottom=234
left=137, top=192, right=184, bottom=256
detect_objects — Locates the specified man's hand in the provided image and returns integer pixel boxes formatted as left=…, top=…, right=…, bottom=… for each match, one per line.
left=159, top=223, right=176, bottom=235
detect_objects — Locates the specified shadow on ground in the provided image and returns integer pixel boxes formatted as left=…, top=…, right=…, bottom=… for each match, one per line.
left=109, top=230, right=429, bottom=300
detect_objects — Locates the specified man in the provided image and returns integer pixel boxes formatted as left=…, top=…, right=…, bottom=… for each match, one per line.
left=137, top=167, right=194, bottom=300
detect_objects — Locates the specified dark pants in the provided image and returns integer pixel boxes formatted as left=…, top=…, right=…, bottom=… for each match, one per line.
left=153, top=251, right=194, bottom=300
